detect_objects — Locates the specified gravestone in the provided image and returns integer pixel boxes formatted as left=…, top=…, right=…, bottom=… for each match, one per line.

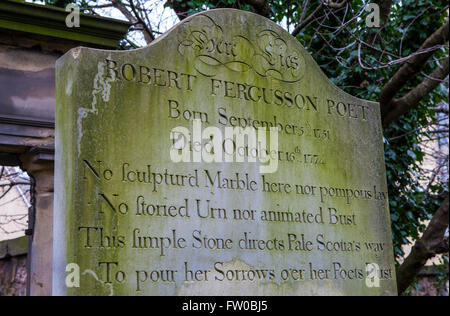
left=53, top=9, right=397, bottom=296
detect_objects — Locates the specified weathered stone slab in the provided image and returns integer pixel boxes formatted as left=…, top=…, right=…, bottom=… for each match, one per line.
left=54, top=9, right=397, bottom=296
left=0, top=236, right=28, bottom=259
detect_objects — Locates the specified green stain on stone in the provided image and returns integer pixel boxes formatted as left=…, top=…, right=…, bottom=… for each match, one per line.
left=54, top=9, right=397, bottom=296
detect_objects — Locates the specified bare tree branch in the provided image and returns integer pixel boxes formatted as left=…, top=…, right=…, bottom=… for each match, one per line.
left=129, top=0, right=155, bottom=43
left=292, top=1, right=326, bottom=37
left=243, top=0, right=271, bottom=17
left=167, top=0, right=271, bottom=20
left=388, top=117, right=449, bottom=141
left=326, top=0, right=347, bottom=9
left=166, top=0, right=190, bottom=21
left=298, top=0, right=311, bottom=27
left=379, top=20, right=449, bottom=113
left=396, top=197, right=449, bottom=295
left=366, top=0, right=393, bottom=45
left=433, top=107, right=449, bottom=114
left=383, top=58, right=449, bottom=127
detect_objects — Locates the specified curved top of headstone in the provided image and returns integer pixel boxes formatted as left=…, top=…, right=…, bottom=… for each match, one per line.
left=54, top=8, right=396, bottom=297
left=66, top=8, right=377, bottom=109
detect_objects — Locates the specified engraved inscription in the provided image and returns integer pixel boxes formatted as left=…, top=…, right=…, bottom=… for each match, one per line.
left=178, top=15, right=304, bottom=82
left=54, top=9, right=396, bottom=296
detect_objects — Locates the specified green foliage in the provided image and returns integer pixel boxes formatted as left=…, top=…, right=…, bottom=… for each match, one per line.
left=31, top=0, right=99, bottom=11
left=40, top=0, right=75, bottom=7
left=164, top=0, right=251, bottom=16
left=34, top=0, right=92, bottom=8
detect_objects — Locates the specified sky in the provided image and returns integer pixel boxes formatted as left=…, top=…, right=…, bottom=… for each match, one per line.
left=26, top=0, right=292, bottom=47
left=27, top=0, right=179, bottom=46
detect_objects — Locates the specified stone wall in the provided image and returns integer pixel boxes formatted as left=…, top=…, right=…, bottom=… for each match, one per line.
left=0, top=237, right=28, bottom=296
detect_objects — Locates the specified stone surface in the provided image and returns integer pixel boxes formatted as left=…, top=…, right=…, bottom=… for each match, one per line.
left=0, top=236, right=28, bottom=260
left=54, top=9, right=397, bottom=296
left=0, top=236, right=28, bottom=258
left=0, top=237, right=28, bottom=297
left=20, top=154, right=54, bottom=296
left=0, top=255, right=27, bottom=296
